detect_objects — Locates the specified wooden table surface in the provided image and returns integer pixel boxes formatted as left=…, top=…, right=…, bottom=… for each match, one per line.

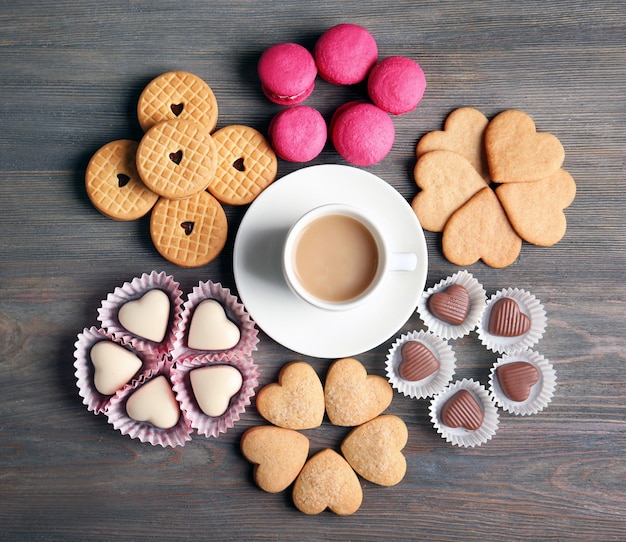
left=1, top=1, right=624, bottom=540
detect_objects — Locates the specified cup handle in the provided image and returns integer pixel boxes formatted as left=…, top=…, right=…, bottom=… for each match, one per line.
left=388, top=252, right=418, bottom=272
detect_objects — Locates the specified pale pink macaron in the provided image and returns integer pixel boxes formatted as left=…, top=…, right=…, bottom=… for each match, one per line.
left=330, top=101, right=395, bottom=166
left=257, top=43, right=317, bottom=105
left=367, top=56, right=426, bottom=115
left=268, top=106, right=327, bottom=162
left=314, top=23, right=378, bottom=85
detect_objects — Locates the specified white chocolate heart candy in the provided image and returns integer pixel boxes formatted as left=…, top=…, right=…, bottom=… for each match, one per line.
left=187, top=300, right=241, bottom=350
left=190, top=365, right=243, bottom=417
left=90, top=341, right=143, bottom=395
left=125, top=376, right=180, bottom=429
left=118, top=289, right=170, bottom=342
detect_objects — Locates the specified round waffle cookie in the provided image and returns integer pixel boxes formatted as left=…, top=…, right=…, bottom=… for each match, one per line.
left=150, top=190, right=228, bottom=268
left=85, top=139, right=159, bottom=220
left=207, top=125, right=278, bottom=206
left=137, top=71, right=219, bottom=133
left=136, top=118, right=218, bottom=200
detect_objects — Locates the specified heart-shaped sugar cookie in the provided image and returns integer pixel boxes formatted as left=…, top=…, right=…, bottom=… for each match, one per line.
left=398, top=341, right=440, bottom=381
left=90, top=340, right=143, bottom=395
left=440, top=389, right=483, bottom=430
left=125, top=375, right=180, bottom=430
left=496, top=168, right=576, bottom=246
left=256, top=361, right=324, bottom=430
left=187, top=299, right=241, bottom=350
left=488, top=298, right=531, bottom=337
left=416, top=107, right=491, bottom=181
left=118, top=289, right=170, bottom=342
left=496, top=362, right=539, bottom=402
left=485, top=109, right=565, bottom=183
left=442, top=187, right=522, bottom=268
left=190, top=365, right=243, bottom=417
left=240, top=426, right=309, bottom=493
left=324, top=357, right=393, bottom=427
left=427, top=284, right=470, bottom=325
left=341, top=415, right=408, bottom=486
left=412, top=150, right=488, bottom=232
left=292, top=449, right=363, bottom=515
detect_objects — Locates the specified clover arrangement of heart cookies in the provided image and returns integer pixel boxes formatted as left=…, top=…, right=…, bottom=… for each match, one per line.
left=241, top=357, right=407, bottom=515
left=386, top=270, right=557, bottom=447
left=73, top=271, right=260, bottom=447
left=412, top=108, right=576, bottom=268
left=85, top=71, right=278, bottom=267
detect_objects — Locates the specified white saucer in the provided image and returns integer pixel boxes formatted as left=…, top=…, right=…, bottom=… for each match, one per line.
left=233, top=164, right=428, bottom=358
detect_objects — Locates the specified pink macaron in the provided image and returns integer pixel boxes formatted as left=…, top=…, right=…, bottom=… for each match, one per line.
left=314, top=23, right=378, bottom=85
left=257, top=43, right=317, bottom=106
left=330, top=101, right=395, bottom=166
left=268, top=106, right=327, bottom=162
left=367, top=56, right=426, bottom=115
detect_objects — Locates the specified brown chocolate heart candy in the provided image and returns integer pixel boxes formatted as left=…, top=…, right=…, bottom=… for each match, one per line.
left=427, top=284, right=470, bottom=325
left=440, top=389, right=483, bottom=431
left=398, top=341, right=440, bottom=381
left=488, top=297, right=530, bottom=337
left=496, top=362, right=539, bottom=402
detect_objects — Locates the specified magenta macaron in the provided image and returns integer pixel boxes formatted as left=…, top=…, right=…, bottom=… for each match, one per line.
left=257, top=43, right=317, bottom=106
left=268, top=106, right=327, bottom=162
left=367, top=56, right=426, bottom=115
left=314, top=23, right=378, bottom=85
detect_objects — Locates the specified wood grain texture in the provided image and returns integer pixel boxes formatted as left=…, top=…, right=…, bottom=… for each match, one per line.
left=0, top=1, right=624, bottom=540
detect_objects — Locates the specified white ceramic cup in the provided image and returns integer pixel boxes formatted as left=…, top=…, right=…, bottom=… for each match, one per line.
left=282, top=203, right=418, bottom=311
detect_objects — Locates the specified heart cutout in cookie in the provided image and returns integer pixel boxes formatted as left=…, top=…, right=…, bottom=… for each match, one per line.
left=90, top=340, right=143, bottom=395
left=496, top=362, right=539, bottom=402
left=118, top=289, right=170, bottom=342
left=442, top=187, right=522, bottom=268
left=485, top=109, right=565, bottom=183
left=440, top=389, right=483, bottom=431
left=292, top=449, right=363, bottom=516
left=488, top=297, right=531, bottom=337
left=240, top=426, right=309, bottom=493
left=233, top=157, right=246, bottom=172
left=190, top=365, right=243, bottom=417
left=180, top=221, right=194, bottom=235
left=341, top=415, right=408, bottom=486
left=169, top=149, right=183, bottom=165
left=170, top=102, right=184, bottom=116
left=125, top=375, right=180, bottom=430
left=187, top=299, right=241, bottom=351
left=324, top=357, right=393, bottom=427
left=412, top=150, right=489, bottom=232
left=117, top=173, right=131, bottom=188
left=255, top=361, right=324, bottom=430
left=427, top=284, right=471, bottom=325
left=398, top=341, right=440, bottom=381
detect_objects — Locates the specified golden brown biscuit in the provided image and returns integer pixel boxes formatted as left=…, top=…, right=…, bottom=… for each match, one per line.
left=85, top=139, right=159, bottom=220
left=149, top=190, right=228, bottom=267
left=136, top=118, right=217, bottom=200
left=207, top=125, right=278, bottom=205
left=324, top=357, right=393, bottom=427
left=137, top=71, right=218, bottom=133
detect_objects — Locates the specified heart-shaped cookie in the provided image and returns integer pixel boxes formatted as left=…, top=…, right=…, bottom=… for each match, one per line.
left=125, top=375, right=180, bottom=430
left=427, top=284, right=471, bottom=325
left=488, top=297, right=531, bottom=337
left=341, top=414, right=408, bottom=486
left=324, top=357, right=393, bottom=427
left=190, top=365, right=243, bottom=417
left=412, top=150, right=488, bottom=232
left=256, top=361, right=324, bottom=430
left=439, top=389, right=483, bottom=430
left=187, top=299, right=240, bottom=350
left=292, top=449, right=363, bottom=515
left=496, top=362, right=539, bottom=402
left=240, top=426, right=309, bottom=493
left=118, top=289, right=170, bottom=342
left=90, top=340, right=143, bottom=395
left=485, top=109, right=565, bottom=183
left=442, top=187, right=522, bottom=268
left=398, top=341, right=440, bottom=381
left=496, top=168, right=576, bottom=246
left=416, top=107, right=491, bottom=182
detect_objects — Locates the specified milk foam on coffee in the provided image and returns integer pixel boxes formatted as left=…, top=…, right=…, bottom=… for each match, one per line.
left=292, top=214, right=379, bottom=303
